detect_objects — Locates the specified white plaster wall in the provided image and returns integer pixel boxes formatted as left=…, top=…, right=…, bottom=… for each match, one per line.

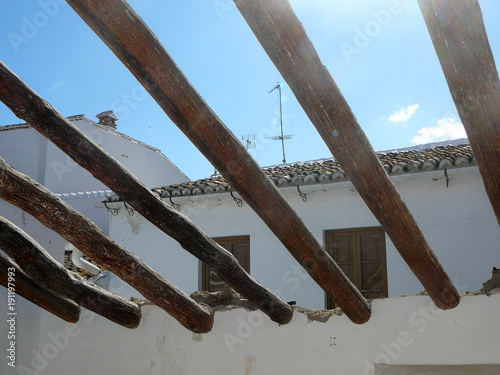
left=7, top=293, right=500, bottom=375
left=107, top=209, right=200, bottom=297
left=0, top=118, right=188, bottom=197
left=0, top=118, right=188, bottom=261
left=108, top=166, right=499, bottom=308
left=387, top=167, right=499, bottom=297
left=0, top=291, right=43, bottom=374
left=0, top=196, right=107, bottom=266
left=0, top=200, right=66, bottom=263
left=65, top=197, right=111, bottom=239
left=43, top=119, right=187, bottom=193
left=0, top=127, right=48, bottom=184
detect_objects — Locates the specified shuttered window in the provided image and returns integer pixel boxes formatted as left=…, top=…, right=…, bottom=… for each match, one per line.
left=325, top=227, right=388, bottom=308
left=202, top=236, right=250, bottom=292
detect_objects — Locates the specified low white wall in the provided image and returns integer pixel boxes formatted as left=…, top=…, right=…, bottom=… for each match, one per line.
left=5, top=293, right=499, bottom=375
left=108, top=166, right=499, bottom=308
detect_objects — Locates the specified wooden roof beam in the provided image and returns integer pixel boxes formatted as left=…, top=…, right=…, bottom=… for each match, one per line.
left=0, top=157, right=213, bottom=333
left=0, top=216, right=141, bottom=328
left=0, top=61, right=293, bottom=326
left=65, top=0, right=370, bottom=323
left=0, top=253, right=80, bottom=323
left=418, top=0, right=500, bottom=226
left=234, top=0, right=459, bottom=310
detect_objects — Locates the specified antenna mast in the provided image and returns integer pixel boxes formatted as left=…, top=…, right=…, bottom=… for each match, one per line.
left=269, top=82, right=287, bottom=163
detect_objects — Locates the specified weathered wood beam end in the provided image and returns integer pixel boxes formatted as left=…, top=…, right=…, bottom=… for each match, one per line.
left=0, top=216, right=141, bottom=328
left=0, top=253, right=81, bottom=323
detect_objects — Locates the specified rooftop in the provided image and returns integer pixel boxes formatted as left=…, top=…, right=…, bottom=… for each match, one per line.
left=152, top=142, right=475, bottom=199
left=0, top=113, right=163, bottom=154
left=0, top=112, right=189, bottom=183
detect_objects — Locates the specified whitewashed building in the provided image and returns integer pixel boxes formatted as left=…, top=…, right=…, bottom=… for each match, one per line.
left=0, top=111, right=188, bottom=265
left=104, top=140, right=499, bottom=309
left=2, top=134, right=500, bottom=375
left=0, top=111, right=190, bottom=375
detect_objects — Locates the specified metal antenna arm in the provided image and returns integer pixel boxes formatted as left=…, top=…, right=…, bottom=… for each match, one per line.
left=269, top=82, right=287, bottom=163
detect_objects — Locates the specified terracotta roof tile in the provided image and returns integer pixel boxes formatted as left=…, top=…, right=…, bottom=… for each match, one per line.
left=151, top=144, right=475, bottom=199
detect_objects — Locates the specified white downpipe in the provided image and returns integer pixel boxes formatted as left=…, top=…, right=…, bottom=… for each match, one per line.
left=65, top=242, right=100, bottom=275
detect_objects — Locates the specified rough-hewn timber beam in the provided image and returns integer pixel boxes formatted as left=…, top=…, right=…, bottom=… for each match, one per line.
left=0, top=253, right=80, bottom=323
left=0, top=216, right=141, bottom=328
left=64, top=0, right=370, bottom=323
left=0, top=62, right=293, bottom=326
left=234, top=0, right=459, bottom=309
left=418, top=0, right=500, bottom=226
left=0, top=157, right=213, bottom=333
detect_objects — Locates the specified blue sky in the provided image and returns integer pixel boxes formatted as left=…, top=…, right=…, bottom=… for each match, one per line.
left=1, top=0, right=499, bottom=180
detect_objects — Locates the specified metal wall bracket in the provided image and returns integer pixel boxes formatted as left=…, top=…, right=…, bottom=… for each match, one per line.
left=168, top=195, right=180, bottom=211
left=103, top=201, right=119, bottom=216
left=123, top=201, right=134, bottom=216
left=297, top=185, right=307, bottom=202
left=230, top=191, right=243, bottom=207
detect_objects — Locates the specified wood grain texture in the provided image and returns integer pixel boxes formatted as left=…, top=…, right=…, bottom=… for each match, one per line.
left=64, top=0, right=371, bottom=323
left=0, top=60, right=293, bottom=326
left=234, top=0, right=459, bottom=309
left=0, top=157, right=213, bottom=333
left=0, top=215, right=141, bottom=328
left=418, top=0, right=500, bottom=226
left=0, top=253, right=80, bottom=323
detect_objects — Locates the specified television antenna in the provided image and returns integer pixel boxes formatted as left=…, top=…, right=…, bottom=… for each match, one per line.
left=269, top=82, right=293, bottom=163
left=242, top=134, right=256, bottom=150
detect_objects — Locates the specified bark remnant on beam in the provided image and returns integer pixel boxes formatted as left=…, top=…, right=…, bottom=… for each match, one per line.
left=234, top=0, right=459, bottom=309
left=418, top=0, right=500, bottom=226
left=0, top=216, right=141, bottom=328
left=0, top=253, right=80, bottom=323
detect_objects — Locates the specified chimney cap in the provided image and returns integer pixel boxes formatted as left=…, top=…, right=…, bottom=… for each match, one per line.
left=96, top=110, right=119, bottom=129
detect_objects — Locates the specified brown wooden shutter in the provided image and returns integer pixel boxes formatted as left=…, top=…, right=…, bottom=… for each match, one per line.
left=358, top=230, right=387, bottom=300
left=203, top=236, right=250, bottom=292
left=326, top=228, right=388, bottom=308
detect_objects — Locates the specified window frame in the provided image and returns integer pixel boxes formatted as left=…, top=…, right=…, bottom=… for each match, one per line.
left=201, top=235, right=250, bottom=292
left=324, top=227, right=388, bottom=309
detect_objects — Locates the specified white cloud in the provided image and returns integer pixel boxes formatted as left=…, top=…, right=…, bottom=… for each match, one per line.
left=411, top=116, right=467, bottom=144
left=388, top=104, right=419, bottom=123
